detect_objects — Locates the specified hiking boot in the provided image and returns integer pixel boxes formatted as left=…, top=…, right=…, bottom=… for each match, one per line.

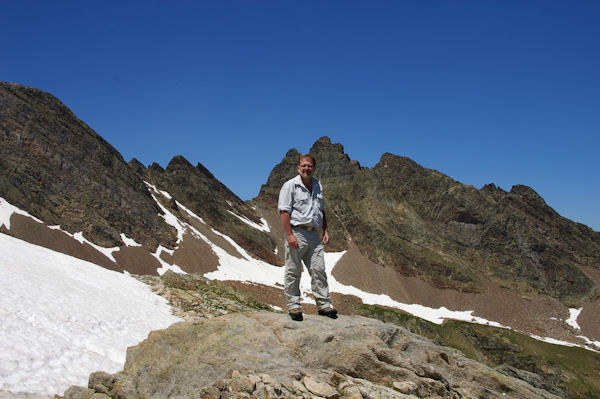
left=289, top=311, right=303, bottom=321
left=318, top=308, right=338, bottom=319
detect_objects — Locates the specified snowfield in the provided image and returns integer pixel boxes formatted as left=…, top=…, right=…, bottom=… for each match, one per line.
left=0, top=233, right=182, bottom=395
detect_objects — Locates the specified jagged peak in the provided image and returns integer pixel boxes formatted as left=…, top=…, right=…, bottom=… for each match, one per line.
left=310, top=136, right=345, bottom=155
left=376, top=152, right=421, bottom=169
left=285, top=148, right=301, bottom=158
left=481, top=182, right=503, bottom=192
left=510, top=184, right=545, bottom=203
left=156, top=156, right=218, bottom=180
left=148, top=162, right=165, bottom=173
left=128, top=158, right=147, bottom=177
left=166, top=155, right=195, bottom=171
left=128, top=157, right=146, bottom=170
left=480, top=183, right=507, bottom=199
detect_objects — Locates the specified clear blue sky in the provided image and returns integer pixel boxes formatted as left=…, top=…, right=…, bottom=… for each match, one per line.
left=2, top=1, right=599, bottom=231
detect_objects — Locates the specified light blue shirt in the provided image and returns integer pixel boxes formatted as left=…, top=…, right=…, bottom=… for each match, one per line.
left=278, top=175, right=325, bottom=227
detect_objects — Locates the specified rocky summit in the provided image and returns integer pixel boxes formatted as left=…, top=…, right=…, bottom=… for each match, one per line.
left=63, top=312, right=561, bottom=399
left=55, top=271, right=600, bottom=399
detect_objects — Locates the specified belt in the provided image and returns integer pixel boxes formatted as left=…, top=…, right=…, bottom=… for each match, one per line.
left=294, top=224, right=316, bottom=232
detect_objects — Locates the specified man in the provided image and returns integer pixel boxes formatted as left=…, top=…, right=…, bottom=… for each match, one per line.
left=278, top=154, right=337, bottom=321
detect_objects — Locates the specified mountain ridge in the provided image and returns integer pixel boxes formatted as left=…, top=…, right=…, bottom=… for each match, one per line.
left=256, top=136, right=599, bottom=306
left=0, top=81, right=177, bottom=251
left=2, top=81, right=599, bottom=308
left=2, top=82, right=600, bottom=398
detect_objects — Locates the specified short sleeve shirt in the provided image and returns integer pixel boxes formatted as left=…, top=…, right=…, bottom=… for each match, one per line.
left=278, top=175, right=325, bottom=227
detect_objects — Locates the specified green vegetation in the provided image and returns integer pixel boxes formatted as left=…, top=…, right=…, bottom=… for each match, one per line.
left=162, top=271, right=273, bottom=313
left=359, top=304, right=600, bottom=399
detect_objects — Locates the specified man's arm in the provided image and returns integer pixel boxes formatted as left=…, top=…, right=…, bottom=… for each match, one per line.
left=280, top=211, right=299, bottom=249
left=321, top=210, right=329, bottom=245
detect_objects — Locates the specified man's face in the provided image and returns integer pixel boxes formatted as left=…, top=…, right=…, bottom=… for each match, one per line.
left=297, top=158, right=315, bottom=180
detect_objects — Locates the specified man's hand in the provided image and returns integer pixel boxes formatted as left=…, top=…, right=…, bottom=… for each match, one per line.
left=281, top=211, right=299, bottom=250
left=322, top=229, right=330, bottom=245
left=287, top=233, right=299, bottom=250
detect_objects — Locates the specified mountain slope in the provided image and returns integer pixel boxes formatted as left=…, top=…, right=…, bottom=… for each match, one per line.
left=257, top=137, right=600, bottom=306
left=0, top=82, right=176, bottom=251
left=143, top=155, right=280, bottom=265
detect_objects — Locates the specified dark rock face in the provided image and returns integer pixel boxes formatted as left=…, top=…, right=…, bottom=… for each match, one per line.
left=257, top=148, right=302, bottom=206
left=0, top=82, right=177, bottom=251
left=257, top=137, right=600, bottom=305
left=127, top=157, right=147, bottom=177
left=144, top=155, right=280, bottom=265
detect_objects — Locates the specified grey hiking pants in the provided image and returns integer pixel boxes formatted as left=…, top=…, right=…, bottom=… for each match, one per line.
left=284, top=227, right=331, bottom=311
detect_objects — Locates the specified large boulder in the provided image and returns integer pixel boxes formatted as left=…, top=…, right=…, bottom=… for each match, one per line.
left=64, top=312, right=560, bottom=398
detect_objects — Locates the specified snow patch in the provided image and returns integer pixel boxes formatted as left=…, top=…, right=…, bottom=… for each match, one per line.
left=145, top=183, right=185, bottom=244
left=157, top=262, right=187, bottom=276
left=529, top=335, right=581, bottom=348
left=144, top=181, right=173, bottom=201
left=120, top=233, right=142, bottom=247
left=566, top=308, right=582, bottom=330
left=1, top=198, right=137, bottom=264
left=324, top=253, right=505, bottom=327
left=227, top=210, right=271, bottom=232
left=0, top=197, right=43, bottom=229
left=577, top=335, right=600, bottom=352
left=70, top=232, right=118, bottom=263
left=152, top=245, right=185, bottom=276
left=177, top=201, right=206, bottom=224
left=0, top=233, right=182, bottom=395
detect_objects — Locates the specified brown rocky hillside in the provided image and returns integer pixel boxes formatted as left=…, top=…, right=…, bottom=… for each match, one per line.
left=257, top=137, right=600, bottom=306
left=141, top=155, right=280, bottom=265
left=0, top=82, right=176, bottom=251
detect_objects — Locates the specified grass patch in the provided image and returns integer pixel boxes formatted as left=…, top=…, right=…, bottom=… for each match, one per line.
left=162, top=270, right=273, bottom=312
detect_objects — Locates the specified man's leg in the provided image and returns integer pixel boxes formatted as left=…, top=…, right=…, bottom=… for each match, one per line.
left=303, top=231, right=332, bottom=311
left=284, top=231, right=308, bottom=312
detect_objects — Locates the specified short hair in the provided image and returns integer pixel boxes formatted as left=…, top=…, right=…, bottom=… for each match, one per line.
left=298, top=154, right=316, bottom=167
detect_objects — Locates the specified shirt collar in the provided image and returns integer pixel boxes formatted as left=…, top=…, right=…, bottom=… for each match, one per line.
left=293, top=174, right=315, bottom=191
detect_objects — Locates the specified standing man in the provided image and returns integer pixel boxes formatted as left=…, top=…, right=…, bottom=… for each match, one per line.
left=278, top=154, right=338, bottom=321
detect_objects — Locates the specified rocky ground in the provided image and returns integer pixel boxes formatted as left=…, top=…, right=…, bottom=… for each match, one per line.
left=55, top=272, right=569, bottom=399
left=61, top=312, right=561, bottom=399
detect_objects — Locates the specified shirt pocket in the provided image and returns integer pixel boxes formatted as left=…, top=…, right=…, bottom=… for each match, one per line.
left=316, top=192, right=324, bottom=210
left=295, top=191, right=311, bottom=205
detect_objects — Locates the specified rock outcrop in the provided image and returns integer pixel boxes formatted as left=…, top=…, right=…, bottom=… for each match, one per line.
left=62, top=312, right=561, bottom=399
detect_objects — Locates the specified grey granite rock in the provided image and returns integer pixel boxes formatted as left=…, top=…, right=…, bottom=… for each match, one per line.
left=63, top=312, right=561, bottom=399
